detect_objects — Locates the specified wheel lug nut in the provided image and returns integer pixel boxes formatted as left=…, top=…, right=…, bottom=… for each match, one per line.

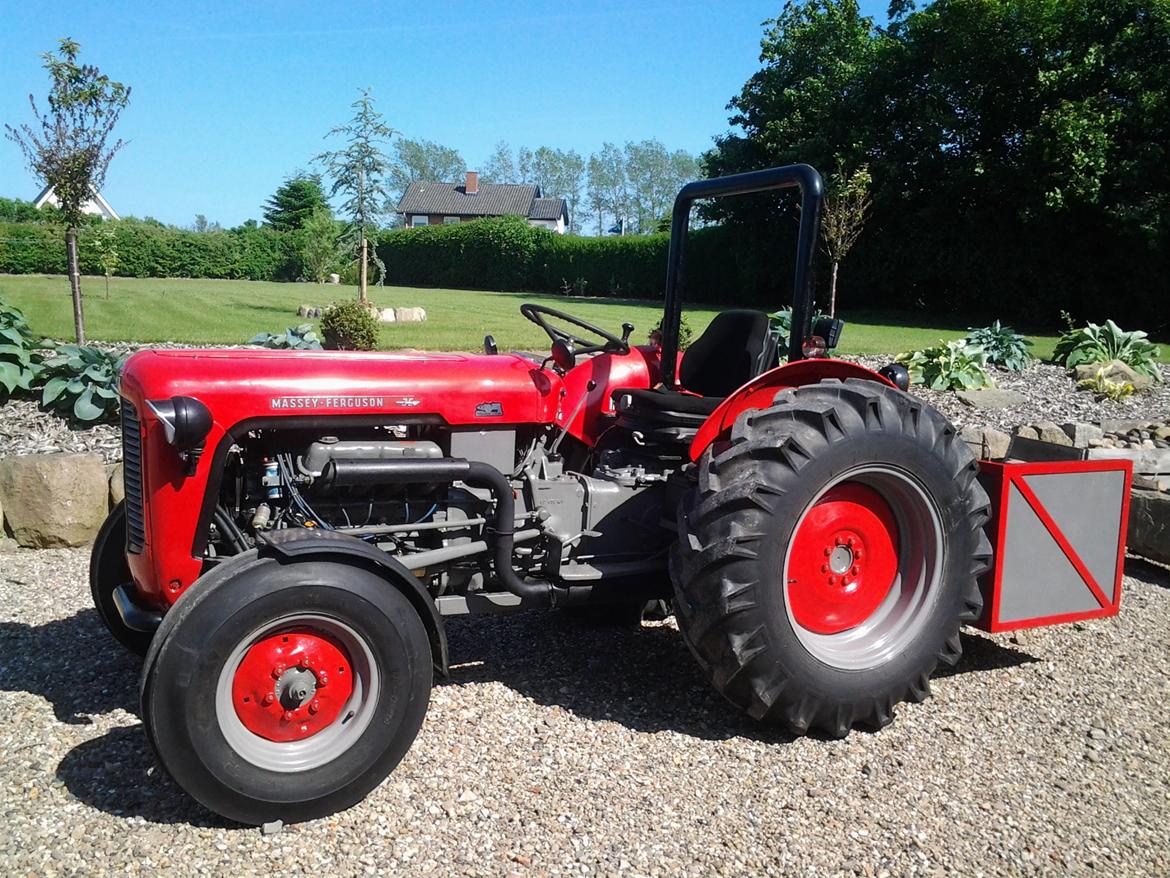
left=316, top=673, right=329, bottom=688
left=828, top=575, right=838, bottom=585
left=299, top=656, right=313, bottom=669
left=271, top=663, right=285, bottom=679
left=821, top=564, right=829, bottom=573
left=308, top=700, right=320, bottom=715
left=823, top=547, right=831, bottom=557
left=846, top=536, right=856, bottom=547
left=853, top=549, right=863, bottom=559
left=262, top=692, right=275, bottom=706
left=282, top=709, right=295, bottom=722
left=851, top=565, right=860, bottom=575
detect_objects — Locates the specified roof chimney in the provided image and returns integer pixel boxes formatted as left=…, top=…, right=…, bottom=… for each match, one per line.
left=465, top=171, right=479, bottom=195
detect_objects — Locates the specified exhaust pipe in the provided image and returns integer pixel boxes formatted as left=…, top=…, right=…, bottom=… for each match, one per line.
left=318, top=457, right=568, bottom=605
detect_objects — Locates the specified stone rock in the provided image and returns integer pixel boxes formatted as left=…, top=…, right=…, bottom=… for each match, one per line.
left=983, top=428, right=1012, bottom=460
left=378, top=308, right=397, bottom=323
left=1155, top=425, right=1170, bottom=441
left=394, top=307, right=427, bottom=323
left=1132, top=474, right=1170, bottom=492
left=955, top=389, right=1026, bottom=410
left=0, top=537, right=18, bottom=553
left=1086, top=445, right=1170, bottom=474
left=1062, top=423, right=1105, bottom=448
left=1033, top=421, right=1074, bottom=447
left=1014, top=426, right=1039, bottom=441
left=1073, top=359, right=1153, bottom=392
left=109, top=462, right=124, bottom=507
left=328, top=273, right=340, bottom=284
left=1128, top=489, right=1170, bottom=565
left=0, top=453, right=110, bottom=548
left=960, top=426, right=983, bottom=458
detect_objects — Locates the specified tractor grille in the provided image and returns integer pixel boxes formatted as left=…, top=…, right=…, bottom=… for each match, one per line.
left=121, top=400, right=146, bottom=554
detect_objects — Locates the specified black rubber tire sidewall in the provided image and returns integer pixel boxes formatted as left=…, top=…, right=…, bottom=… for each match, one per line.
left=89, top=502, right=153, bottom=656
left=142, top=558, right=432, bottom=825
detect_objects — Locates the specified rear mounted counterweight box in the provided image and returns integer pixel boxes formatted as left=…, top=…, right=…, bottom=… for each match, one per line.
left=975, top=460, right=1132, bottom=632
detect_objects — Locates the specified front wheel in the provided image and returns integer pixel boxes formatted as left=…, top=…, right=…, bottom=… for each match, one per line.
left=90, top=503, right=153, bottom=656
left=140, top=555, right=432, bottom=824
left=670, top=378, right=992, bottom=737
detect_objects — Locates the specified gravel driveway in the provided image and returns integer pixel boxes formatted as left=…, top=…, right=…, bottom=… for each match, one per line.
left=1, top=548, right=1168, bottom=877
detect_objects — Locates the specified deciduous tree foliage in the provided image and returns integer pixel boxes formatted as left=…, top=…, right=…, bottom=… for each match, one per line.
left=705, top=0, right=1170, bottom=330
left=389, top=138, right=466, bottom=201
left=5, top=38, right=130, bottom=343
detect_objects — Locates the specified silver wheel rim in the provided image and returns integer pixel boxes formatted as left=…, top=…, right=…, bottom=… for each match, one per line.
left=214, top=614, right=379, bottom=773
left=782, top=465, right=945, bottom=670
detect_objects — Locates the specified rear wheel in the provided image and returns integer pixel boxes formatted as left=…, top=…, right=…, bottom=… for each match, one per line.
left=89, top=502, right=153, bottom=656
left=670, top=378, right=991, bottom=737
left=140, top=555, right=432, bottom=824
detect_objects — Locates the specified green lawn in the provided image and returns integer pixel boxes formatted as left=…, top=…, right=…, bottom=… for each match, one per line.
left=0, top=274, right=1064, bottom=358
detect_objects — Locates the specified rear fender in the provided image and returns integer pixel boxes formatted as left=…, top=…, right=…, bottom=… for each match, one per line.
left=689, top=359, right=896, bottom=462
left=256, top=528, right=449, bottom=677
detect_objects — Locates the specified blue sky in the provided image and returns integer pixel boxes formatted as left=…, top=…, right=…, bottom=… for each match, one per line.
left=1, top=1, right=887, bottom=227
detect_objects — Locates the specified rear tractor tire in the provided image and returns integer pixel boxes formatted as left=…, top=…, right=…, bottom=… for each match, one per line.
left=140, top=555, right=432, bottom=824
left=670, top=378, right=992, bottom=738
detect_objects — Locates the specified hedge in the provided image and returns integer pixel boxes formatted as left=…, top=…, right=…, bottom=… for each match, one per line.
left=0, top=214, right=799, bottom=309
left=0, top=220, right=300, bottom=281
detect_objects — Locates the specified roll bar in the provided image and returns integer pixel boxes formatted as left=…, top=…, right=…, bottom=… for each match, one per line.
left=658, top=164, right=824, bottom=388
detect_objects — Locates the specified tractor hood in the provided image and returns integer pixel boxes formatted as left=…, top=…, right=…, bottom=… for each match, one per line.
left=119, top=348, right=560, bottom=428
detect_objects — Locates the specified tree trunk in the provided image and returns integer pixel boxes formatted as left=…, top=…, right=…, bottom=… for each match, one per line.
left=105, top=272, right=110, bottom=299
left=66, top=228, right=85, bottom=344
left=828, top=260, right=839, bottom=318
left=359, top=235, right=368, bottom=304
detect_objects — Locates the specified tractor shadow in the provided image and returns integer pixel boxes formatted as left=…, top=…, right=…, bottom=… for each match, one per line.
left=0, top=608, right=228, bottom=826
left=440, top=611, right=1037, bottom=744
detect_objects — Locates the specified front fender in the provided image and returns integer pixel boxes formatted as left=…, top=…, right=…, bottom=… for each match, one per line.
left=256, top=528, right=449, bottom=677
left=689, top=359, right=896, bottom=462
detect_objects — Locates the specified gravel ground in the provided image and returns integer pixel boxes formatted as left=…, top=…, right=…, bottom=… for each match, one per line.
left=848, top=357, right=1170, bottom=432
left=1, top=548, right=1167, bottom=877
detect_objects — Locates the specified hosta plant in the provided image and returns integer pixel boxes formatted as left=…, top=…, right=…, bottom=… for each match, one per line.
left=896, top=340, right=993, bottom=391
left=248, top=323, right=323, bottom=350
left=0, top=300, right=40, bottom=401
left=1053, top=319, right=1162, bottom=383
left=964, top=320, right=1033, bottom=371
left=768, top=307, right=830, bottom=353
left=39, top=345, right=127, bottom=422
left=1077, top=367, right=1135, bottom=402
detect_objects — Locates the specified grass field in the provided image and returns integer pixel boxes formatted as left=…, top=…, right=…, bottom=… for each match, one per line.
left=0, top=274, right=1066, bottom=358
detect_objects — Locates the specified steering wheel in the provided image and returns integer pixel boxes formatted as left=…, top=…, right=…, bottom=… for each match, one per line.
left=520, top=303, right=629, bottom=355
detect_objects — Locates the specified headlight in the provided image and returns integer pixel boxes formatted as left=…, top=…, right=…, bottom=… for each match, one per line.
left=146, top=396, right=212, bottom=451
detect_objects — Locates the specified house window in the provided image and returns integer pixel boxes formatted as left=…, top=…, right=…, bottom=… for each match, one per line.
left=443, top=216, right=460, bottom=224
left=410, top=215, right=430, bottom=228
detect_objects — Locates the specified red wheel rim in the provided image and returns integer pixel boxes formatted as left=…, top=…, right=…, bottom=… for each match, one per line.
left=787, top=482, right=900, bottom=635
left=231, top=628, right=355, bottom=742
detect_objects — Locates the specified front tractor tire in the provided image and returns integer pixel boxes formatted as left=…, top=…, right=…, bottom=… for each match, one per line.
left=90, top=502, right=153, bottom=657
left=140, top=554, right=432, bottom=825
left=671, top=378, right=992, bottom=738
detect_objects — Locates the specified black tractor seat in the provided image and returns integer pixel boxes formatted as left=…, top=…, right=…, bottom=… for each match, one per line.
left=613, top=309, right=776, bottom=444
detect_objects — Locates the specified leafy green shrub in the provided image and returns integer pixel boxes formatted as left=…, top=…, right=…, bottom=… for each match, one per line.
left=0, top=299, right=41, bottom=401
left=964, top=320, right=1033, bottom=371
left=1053, top=319, right=1162, bottom=383
left=896, top=340, right=992, bottom=391
left=320, top=301, right=377, bottom=351
left=248, top=323, right=322, bottom=350
left=39, top=345, right=126, bottom=421
left=650, top=314, right=694, bottom=349
left=768, top=307, right=830, bottom=353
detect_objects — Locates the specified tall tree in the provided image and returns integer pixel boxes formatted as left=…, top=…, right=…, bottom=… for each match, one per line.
left=531, top=147, right=585, bottom=233
left=819, top=164, right=871, bottom=316
left=264, top=174, right=329, bottom=231
left=480, top=140, right=517, bottom=183
left=390, top=138, right=466, bottom=200
left=315, top=88, right=397, bottom=304
left=586, top=142, right=628, bottom=235
left=297, top=207, right=342, bottom=283
left=5, top=38, right=130, bottom=343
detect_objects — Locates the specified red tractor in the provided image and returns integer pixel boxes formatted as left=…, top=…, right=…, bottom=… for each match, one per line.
left=91, top=165, right=1131, bottom=824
